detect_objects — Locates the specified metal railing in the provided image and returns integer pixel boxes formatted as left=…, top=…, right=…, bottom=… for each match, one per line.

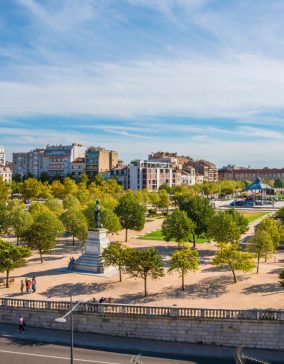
left=0, top=298, right=282, bottom=321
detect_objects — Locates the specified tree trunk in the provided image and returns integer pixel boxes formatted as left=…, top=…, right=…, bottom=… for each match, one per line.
left=6, top=270, right=9, bottom=288
left=73, top=235, right=75, bottom=246
left=257, top=254, right=260, bottom=274
left=231, top=268, right=237, bottom=283
left=16, top=236, right=19, bottom=246
left=182, top=272, right=185, bottom=291
left=40, top=251, right=43, bottom=263
left=193, top=234, right=196, bottom=249
left=125, top=228, right=128, bottom=242
left=119, top=269, right=122, bottom=282
left=144, top=277, right=147, bottom=297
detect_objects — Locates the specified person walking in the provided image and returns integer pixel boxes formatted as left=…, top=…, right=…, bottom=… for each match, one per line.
left=18, top=316, right=25, bottom=333
left=32, top=277, right=36, bottom=293
left=20, top=280, right=24, bottom=295
left=25, top=278, right=29, bottom=293
left=27, top=280, right=32, bottom=294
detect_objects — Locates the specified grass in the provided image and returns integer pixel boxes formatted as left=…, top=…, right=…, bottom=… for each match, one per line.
left=239, top=211, right=269, bottom=222
left=138, top=230, right=208, bottom=243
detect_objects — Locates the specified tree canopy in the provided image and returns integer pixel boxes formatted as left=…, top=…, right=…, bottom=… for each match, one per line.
left=162, top=209, right=195, bottom=245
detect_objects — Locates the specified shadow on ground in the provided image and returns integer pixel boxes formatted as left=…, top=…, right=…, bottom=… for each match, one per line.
left=42, top=282, right=115, bottom=298
left=242, top=283, right=283, bottom=295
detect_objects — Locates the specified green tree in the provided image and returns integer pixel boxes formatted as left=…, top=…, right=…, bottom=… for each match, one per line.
left=257, top=218, right=283, bottom=250
left=102, top=243, right=129, bottom=282
left=21, top=178, right=42, bottom=200
left=0, top=178, right=11, bottom=203
left=168, top=248, right=199, bottom=290
left=63, top=194, right=81, bottom=210
left=61, top=208, right=88, bottom=245
left=276, top=207, right=284, bottom=219
left=63, top=177, right=78, bottom=195
left=157, top=189, right=170, bottom=212
left=50, top=180, right=66, bottom=199
left=208, top=211, right=241, bottom=244
left=0, top=203, right=8, bottom=235
left=162, top=209, right=195, bottom=246
left=180, top=196, right=215, bottom=248
left=247, top=230, right=275, bottom=273
left=274, top=178, right=284, bottom=188
left=45, top=199, right=64, bottom=216
left=125, top=247, right=164, bottom=297
left=0, top=239, right=31, bottom=287
left=212, top=243, right=255, bottom=283
left=101, top=209, right=122, bottom=234
left=29, top=202, right=50, bottom=216
left=225, top=208, right=249, bottom=234
left=115, top=193, right=145, bottom=242
left=23, top=211, right=64, bottom=263
left=5, top=207, right=33, bottom=245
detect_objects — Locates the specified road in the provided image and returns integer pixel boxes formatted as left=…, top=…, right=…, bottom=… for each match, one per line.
left=0, top=336, right=233, bottom=364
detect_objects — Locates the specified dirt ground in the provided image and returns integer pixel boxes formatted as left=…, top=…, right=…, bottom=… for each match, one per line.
left=1, top=217, right=284, bottom=310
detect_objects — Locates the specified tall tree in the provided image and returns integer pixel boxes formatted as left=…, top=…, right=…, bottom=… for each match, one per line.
left=125, top=248, right=164, bottom=297
left=61, top=208, right=88, bottom=245
left=5, top=207, right=33, bottom=245
left=115, top=193, right=145, bottom=242
left=0, top=178, right=11, bottom=203
left=0, top=239, right=31, bottom=287
left=168, top=248, right=199, bottom=290
left=45, top=199, right=64, bottom=216
left=162, top=209, right=195, bottom=246
left=247, top=230, right=275, bottom=273
left=102, top=243, right=129, bottom=282
left=63, top=177, right=78, bottom=195
left=257, top=218, right=283, bottom=250
left=20, top=178, right=42, bottom=200
left=212, top=243, right=255, bottom=283
left=63, top=194, right=81, bottom=210
left=208, top=211, right=241, bottom=244
left=23, top=211, right=64, bottom=263
left=180, top=196, right=215, bottom=248
left=100, top=209, right=122, bottom=234
left=157, top=189, right=170, bottom=213
left=225, top=208, right=249, bottom=234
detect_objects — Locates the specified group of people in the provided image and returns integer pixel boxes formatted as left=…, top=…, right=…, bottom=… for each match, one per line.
left=92, top=297, right=112, bottom=304
left=68, top=257, right=76, bottom=269
left=20, top=277, right=37, bottom=295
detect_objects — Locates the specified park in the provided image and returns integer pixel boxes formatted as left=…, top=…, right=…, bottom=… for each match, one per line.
left=0, top=176, right=283, bottom=310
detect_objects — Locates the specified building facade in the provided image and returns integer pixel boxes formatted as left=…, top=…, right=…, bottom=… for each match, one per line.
left=85, top=147, right=118, bottom=178
left=0, top=165, right=12, bottom=183
left=0, top=146, right=5, bottom=166
left=71, top=158, right=86, bottom=180
left=43, top=144, right=86, bottom=178
left=13, top=148, right=45, bottom=178
left=219, top=167, right=284, bottom=181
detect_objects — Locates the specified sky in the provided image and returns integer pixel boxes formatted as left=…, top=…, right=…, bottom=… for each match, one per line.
left=1, top=0, right=284, bottom=167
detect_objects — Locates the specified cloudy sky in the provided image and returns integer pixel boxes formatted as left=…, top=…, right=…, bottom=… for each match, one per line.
left=1, top=0, right=284, bottom=167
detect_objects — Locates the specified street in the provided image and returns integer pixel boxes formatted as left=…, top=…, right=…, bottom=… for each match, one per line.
left=0, top=336, right=233, bottom=364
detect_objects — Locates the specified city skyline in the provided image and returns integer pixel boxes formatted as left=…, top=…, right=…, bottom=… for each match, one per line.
left=1, top=1, right=284, bottom=166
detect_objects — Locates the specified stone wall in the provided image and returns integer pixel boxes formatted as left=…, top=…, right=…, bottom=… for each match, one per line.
left=0, top=302, right=283, bottom=351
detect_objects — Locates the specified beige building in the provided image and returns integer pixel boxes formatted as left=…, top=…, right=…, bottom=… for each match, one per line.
left=71, top=158, right=86, bottom=180
left=0, top=165, right=12, bottom=183
left=85, top=147, right=118, bottom=178
left=0, top=146, right=5, bottom=166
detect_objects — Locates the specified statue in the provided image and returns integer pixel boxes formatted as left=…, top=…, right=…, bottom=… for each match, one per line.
left=94, top=200, right=102, bottom=229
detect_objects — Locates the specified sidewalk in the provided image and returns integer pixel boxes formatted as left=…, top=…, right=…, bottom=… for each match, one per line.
left=0, top=323, right=283, bottom=363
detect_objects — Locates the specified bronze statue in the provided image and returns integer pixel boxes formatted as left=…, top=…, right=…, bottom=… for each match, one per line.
left=94, top=200, right=102, bottom=228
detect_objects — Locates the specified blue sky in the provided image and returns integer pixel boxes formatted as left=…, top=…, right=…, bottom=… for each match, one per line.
left=1, top=0, right=284, bottom=167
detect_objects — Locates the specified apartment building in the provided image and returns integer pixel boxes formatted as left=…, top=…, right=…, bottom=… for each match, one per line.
left=0, top=165, right=12, bottom=183
left=43, top=144, right=86, bottom=178
left=13, top=148, right=44, bottom=178
left=85, top=147, right=118, bottom=178
left=193, top=160, right=218, bottom=182
left=71, top=158, right=86, bottom=180
left=219, top=167, right=284, bottom=181
left=0, top=146, right=5, bottom=166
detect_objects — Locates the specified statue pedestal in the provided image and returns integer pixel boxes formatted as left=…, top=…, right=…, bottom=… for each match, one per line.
left=73, top=228, right=109, bottom=273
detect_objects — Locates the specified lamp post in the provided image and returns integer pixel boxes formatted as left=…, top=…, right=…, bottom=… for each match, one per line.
left=54, top=295, right=81, bottom=364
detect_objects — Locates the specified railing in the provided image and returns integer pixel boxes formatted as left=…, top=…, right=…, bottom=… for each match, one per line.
left=0, top=298, right=282, bottom=321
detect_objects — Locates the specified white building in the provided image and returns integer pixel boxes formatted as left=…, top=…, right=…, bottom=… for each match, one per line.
left=0, top=146, right=5, bottom=166
left=0, top=165, right=12, bottom=183
left=43, top=144, right=87, bottom=178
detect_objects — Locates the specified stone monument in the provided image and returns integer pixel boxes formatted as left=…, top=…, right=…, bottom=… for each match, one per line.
left=73, top=200, right=110, bottom=273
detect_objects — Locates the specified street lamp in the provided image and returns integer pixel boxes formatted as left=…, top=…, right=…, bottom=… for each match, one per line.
left=54, top=295, right=81, bottom=364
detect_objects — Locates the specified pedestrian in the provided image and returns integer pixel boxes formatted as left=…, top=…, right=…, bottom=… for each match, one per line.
left=27, top=280, right=32, bottom=294
left=107, top=297, right=112, bottom=304
left=25, top=278, right=28, bottom=293
left=32, top=277, right=37, bottom=292
left=20, top=280, right=24, bottom=295
left=18, top=316, right=25, bottom=333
